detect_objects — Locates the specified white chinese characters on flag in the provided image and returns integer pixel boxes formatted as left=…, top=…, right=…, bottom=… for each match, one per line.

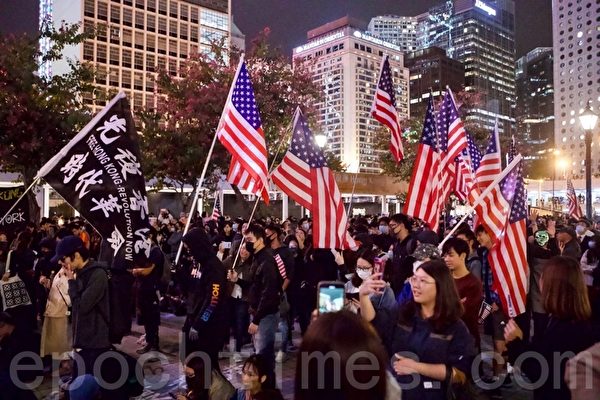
left=217, top=58, right=270, bottom=204
left=271, top=108, right=349, bottom=249
left=36, top=92, right=151, bottom=269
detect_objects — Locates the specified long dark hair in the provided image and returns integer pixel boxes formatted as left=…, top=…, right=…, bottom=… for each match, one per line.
left=295, top=310, right=388, bottom=400
left=351, top=248, right=377, bottom=288
left=400, top=260, right=464, bottom=332
left=542, top=256, right=591, bottom=321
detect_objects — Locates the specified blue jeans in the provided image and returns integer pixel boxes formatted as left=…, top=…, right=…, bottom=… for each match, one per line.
left=253, top=312, right=279, bottom=375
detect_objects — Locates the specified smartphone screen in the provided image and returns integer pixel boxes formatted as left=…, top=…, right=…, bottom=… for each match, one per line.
left=223, top=241, right=232, bottom=249
left=374, top=257, right=386, bottom=275
left=317, top=281, right=345, bottom=314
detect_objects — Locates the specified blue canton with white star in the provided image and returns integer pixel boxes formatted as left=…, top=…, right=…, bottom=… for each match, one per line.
left=421, top=97, right=437, bottom=149
left=379, top=57, right=397, bottom=107
left=466, top=132, right=482, bottom=171
left=290, top=112, right=327, bottom=168
left=230, top=62, right=262, bottom=130
left=436, top=92, right=459, bottom=151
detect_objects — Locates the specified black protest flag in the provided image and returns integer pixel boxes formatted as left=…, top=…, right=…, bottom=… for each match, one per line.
left=37, top=92, right=150, bottom=269
left=0, top=186, right=30, bottom=240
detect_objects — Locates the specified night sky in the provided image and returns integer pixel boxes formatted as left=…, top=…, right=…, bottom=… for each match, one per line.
left=0, top=0, right=552, bottom=58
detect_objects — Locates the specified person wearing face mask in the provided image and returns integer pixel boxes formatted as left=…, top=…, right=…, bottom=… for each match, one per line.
left=344, top=249, right=395, bottom=314
left=264, top=224, right=294, bottom=362
left=232, top=224, right=281, bottom=380
left=576, top=218, right=595, bottom=253
left=299, top=218, right=311, bottom=234
left=387, top=213, right=418, bottom=295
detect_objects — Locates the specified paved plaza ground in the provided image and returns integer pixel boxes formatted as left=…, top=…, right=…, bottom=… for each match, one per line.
left=32, top=312, right=533, bottom=399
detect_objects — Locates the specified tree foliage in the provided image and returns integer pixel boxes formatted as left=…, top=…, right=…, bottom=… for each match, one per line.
left=0, top=23, right=98, bottom=220
left=139, top=30, right=325, bottom=209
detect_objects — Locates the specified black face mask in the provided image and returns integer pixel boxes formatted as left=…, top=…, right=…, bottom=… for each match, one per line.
left=264, top=234, right=276, bottom=247
left=245, top=241, right=255, bottom=254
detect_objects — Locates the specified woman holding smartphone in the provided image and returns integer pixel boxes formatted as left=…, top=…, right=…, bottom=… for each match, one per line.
left=344, top=249, right=394, bottom=314
left=359, top=260, right=475, bottom=400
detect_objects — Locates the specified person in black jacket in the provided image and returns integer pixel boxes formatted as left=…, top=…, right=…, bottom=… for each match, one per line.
left=388, top=214, right=418, bottom=295
left=181, top=227, right=229, bottom=372
left=230, top=224, right=281, bottom=378
left=133, top=229, right=164, bottom=354
left=504, top=256, right=599, bottom=400
left=53, top=236, right=110, bottom=376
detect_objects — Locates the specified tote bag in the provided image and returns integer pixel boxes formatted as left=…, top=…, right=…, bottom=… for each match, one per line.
left=0, top=250, right=32, bottom=310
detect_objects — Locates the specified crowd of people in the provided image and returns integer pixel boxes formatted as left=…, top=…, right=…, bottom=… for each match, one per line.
left=0, top=208, right=600, bottom=399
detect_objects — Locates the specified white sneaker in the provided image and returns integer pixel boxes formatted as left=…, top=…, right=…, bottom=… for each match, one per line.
left=275, top=350, right=286, bottom=363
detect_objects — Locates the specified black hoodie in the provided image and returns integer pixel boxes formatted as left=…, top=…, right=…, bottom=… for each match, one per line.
left=182, top=228, right=228, bottom=333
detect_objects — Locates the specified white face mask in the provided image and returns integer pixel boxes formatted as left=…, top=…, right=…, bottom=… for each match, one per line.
left=379, top=225, right=389, bottom=235
left=576, top=225, right=587, bottom=235
left=357, top=269, right=373, bottom=280
left=232, top=223, right=239, bottom=231
left=387, top=250, right=394, bottom=260
left=302, top=223, right=310, bottom=231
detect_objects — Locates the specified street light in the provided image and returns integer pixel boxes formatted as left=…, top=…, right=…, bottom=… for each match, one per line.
left=578, top=102, right=598, bottom=219
left=314, top=133, right=327, bottom=148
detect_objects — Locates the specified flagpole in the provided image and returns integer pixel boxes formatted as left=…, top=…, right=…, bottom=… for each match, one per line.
left=439, top=154, right=523, bottom=248
left=174, top=56, right=246, bottom=265
left=229, top=110, right=298, bottom=270
left=0, top=178, right=40, bottom=225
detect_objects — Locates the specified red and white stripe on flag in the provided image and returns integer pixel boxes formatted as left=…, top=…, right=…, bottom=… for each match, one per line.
left=403, top=97, right=441, bottom=231
left=476, top=121, right=502, bottom=191
left=217, top=60, right=270, bottom=204
left=372, top=56, right=404, bottom=163
left=271, top=108, right=350, bottom=249
left=274, top=253, right=287, bottom=280
left=567, top=178, right=583, bottom=219
left=489, top=219, right=528, bottom=317
left=486, top=140, right=529, bottom=318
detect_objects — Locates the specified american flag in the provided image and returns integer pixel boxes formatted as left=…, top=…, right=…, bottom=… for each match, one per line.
left=274, top=253, right=288, bottom=280
left=437, top=89, right=468, bottom=165
left=271, top=108, right=349, bottom=249
left=437, top=89, right=468, bottom=211
left=217, top=59, right=270, bottom=204
left=487, top=139, right=529, bottom=317
left=371, top=56, right=404, bottom=163
left=456, top=132, right=483, bottom=201
left=403, top=97, right=441, bottom=230
left=476, top=120, right=502, bottom=190
left=212, top=195, right=221, bottom=221
left=567, top=178, right=583, bottom=219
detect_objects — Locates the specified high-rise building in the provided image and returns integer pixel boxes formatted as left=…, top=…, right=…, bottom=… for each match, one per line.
left=515, top=47, right=554, bottom=177
left=293, top=16, right=410, bottom=173
left=552, top=0, right=600, bottom=178
left=405, top=46, right=465, bottom=117
left=416, top=0, right=516, bottom=136
left=41, top=0, right=230, bottom=113
left=367, top=15, right=418, bottom=53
